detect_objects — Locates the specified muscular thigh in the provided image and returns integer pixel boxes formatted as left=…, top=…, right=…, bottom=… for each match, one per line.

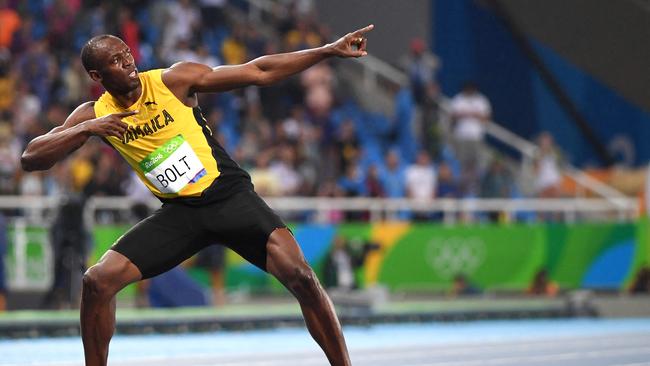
left=199, top=190, right=287, bottom=271
left=111, top=203, right=210, bottom=279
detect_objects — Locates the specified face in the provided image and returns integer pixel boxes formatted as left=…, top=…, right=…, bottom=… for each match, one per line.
left=88, top=37, right=139, bottom=93
left=416, top=151, right=430, bottom=165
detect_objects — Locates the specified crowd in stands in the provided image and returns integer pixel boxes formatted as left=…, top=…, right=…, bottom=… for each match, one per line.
left=0, top=0, right=566, bottom=221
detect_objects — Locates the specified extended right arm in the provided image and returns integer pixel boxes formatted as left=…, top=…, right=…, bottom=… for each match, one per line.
left=21, top=102, right=133, bottom=171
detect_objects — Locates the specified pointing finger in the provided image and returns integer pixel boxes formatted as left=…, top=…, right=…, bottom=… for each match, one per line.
left=352, top=24, right=374, bottom=37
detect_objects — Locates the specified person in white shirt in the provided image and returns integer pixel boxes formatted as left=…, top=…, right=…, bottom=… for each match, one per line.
left=449, top=82, right=492, bottom=171
left=534, top=132, right=563, bottom=197
left=405, top=150, right=436, bottom=201
left=405, top=150, right=436, bottom=220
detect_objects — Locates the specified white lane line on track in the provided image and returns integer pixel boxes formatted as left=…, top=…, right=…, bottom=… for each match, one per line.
left=109, top=335, right=650, bottom=366
left=399, top=347, right=650, bottom=366
left=6, top=333, right=650, bottom=366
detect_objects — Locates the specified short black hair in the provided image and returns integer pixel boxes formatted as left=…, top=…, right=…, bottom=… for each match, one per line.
left=80, top=34, right=118, bottom=72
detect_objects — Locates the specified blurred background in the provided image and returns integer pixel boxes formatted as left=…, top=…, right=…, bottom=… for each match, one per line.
left=1, top=0, right=650, bottom=355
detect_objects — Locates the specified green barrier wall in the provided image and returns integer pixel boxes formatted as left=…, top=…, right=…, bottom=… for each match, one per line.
left=6, top=221, right=649, bottom=293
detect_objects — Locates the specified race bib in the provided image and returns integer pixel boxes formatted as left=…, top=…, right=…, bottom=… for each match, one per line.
left=139, top=135, right=207, bottom=194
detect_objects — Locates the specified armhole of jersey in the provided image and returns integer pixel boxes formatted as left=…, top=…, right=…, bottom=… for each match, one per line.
left=100, top=136, right=116, bottom=150
left=93, top=98, right=106, bottom=118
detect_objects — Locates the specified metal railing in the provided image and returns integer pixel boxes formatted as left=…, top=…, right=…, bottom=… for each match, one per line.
left=0, top=195, right=639, bottom=227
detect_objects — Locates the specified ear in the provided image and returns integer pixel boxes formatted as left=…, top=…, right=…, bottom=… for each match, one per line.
left=88, top=70, right=102, bottom=82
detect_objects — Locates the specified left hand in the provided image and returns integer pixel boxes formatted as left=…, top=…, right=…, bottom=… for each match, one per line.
left=328, top=24, right=374, bottom=58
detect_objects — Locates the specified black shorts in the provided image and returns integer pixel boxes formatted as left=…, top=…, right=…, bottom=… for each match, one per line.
left=111, top=190, right=286, bottom=279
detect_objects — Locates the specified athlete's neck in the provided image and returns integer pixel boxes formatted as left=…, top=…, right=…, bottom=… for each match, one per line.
left=108, top=83, right=143, bottom=109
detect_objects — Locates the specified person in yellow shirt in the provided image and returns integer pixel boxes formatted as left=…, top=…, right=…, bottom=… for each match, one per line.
left=21, top=24, right=374, bottom=366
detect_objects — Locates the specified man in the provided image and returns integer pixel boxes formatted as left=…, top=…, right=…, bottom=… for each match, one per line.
left=21, top=24, right=374, bottom=366
left=449, top=82, right=492, bottom=171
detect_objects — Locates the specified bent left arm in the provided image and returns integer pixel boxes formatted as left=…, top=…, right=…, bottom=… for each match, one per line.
left=163, top=25, right=373, bottom=98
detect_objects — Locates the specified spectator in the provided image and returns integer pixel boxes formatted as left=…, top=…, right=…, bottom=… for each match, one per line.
left=449, top=82, right=492, bottom=171
left=323, top=236, right=355, bottom=290
left=42, top=195, right=90, bottom=309
left=62, top=58, right=92, bottom=107
left=245, top=24, right=267, bottom=59
left=0, top=122, right=19, bottom=194
left=43, top=160, right=73, bottom=197
left=323, top=235, right=379, bottom=290
left=480, top=158, right=512, bottom=198
left=405, top=150, right=436, bottom=201
left=281, top=105, right=308, bottom=143
left=9, top=15, right=34, bottom=55
left=295, top=138, right=319, bottom=196
left=45, top=0, right=77, bottom=57
left=194, top=245, right=227, bottom=306
left=0, top=0, right=21, bottom=49
left=0, top=212, right=6, bottom=311
left=270, top=144, right=303, bottom=196
left=194, top=44, right=221, bottom=67
left=333, top=119, right=361, bottom=177
left=83, top=153, right=125, bottom=197
left=117, top=7, right=141, bottom=65
left=285, top=19, right=322, bottom=51
left=480, top=158, right=514, bottom=221
left=235, top=130, right=261, bottom=169
left=405, top=150, right=436, bottom=220
left=401, top=37, right=439, bottom=106
left=365, top=164, right=385, bottom=198
left=0, top=49, right=14, bottom=113
left=450, top=273, right=481, bottom=297
left=249, top=153, right=281, bottom=196
left=628, top=265, right=650, bottom=294
left=19, top=170, right=43, bottom=196
left=436, top=161, right=459, bottom=198
left=337, top=162, right=366, bottom=197
left=303, top=62, right=335, bottom=128
left=122, top=171, right=154, bottom=207
left=165, top=39, right=199, bottom=65
left=68, top=142, right=96, bottom=192
left=221, top=24, right=247, bottom=65
left=198, top=0, right=227, bottom=31
left=534, top=131, right=564, bottom=198
left=17, top=39, right=56, bottom=107
left=379, top=149, right=406, bottom=199
left=315, top=179, right=345, bottom=223
left=162, top=0, right=201, bottom=56
left=527, top=268, right=559, bottom=297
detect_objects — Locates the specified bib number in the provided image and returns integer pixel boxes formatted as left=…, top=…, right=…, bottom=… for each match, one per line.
left=139, top=135, right=206, bottom=194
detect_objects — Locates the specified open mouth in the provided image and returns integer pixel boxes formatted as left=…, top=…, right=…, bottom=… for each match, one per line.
left=129, top=69, right=138, bottom=79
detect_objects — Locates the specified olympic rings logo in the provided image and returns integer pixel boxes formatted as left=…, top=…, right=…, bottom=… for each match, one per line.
left=164, top=140, right=182, bottom=153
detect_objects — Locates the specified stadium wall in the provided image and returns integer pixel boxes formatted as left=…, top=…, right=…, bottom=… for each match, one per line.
left=5, top=221, right=649, bottom=294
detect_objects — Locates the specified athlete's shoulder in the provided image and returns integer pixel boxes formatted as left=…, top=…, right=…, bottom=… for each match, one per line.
left=161, top=62, right=212, bottom=87
left=71, top=101, right=97, bottom=120
left=62, top=101, right=96, bottom=128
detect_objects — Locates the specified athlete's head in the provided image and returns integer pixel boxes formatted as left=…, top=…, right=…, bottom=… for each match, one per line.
left=80, top=35, right=139, bottom=93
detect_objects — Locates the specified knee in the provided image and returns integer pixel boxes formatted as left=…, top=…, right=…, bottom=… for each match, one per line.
left=82, top=266, right=119, bottom=301
left=286, top=265, right=321, bottom=303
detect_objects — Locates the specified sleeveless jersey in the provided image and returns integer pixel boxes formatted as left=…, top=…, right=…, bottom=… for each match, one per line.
left=93, top=69, right=252, bottom=204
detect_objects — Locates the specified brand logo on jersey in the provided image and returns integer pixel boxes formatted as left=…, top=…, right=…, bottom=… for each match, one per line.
left=122, top=109, right=175, bottom=144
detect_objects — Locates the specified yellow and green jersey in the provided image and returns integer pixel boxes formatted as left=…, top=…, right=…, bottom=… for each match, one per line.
left=93, top=69, right=251, bottom=204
